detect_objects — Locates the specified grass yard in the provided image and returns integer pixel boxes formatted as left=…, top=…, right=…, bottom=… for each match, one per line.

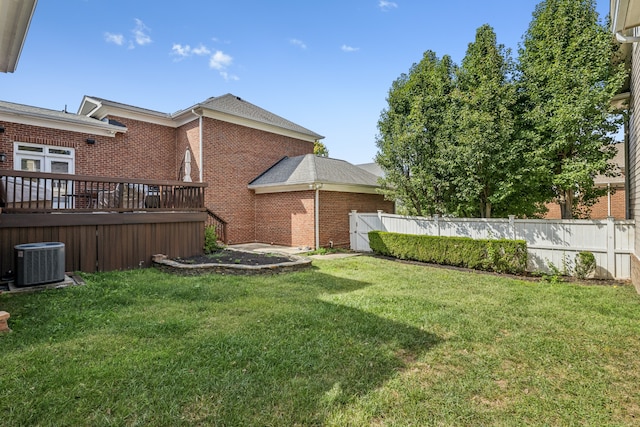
left=1, top=256, right=640, bottom=426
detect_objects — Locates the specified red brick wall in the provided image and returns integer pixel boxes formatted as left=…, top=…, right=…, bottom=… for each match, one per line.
left=1, top=121, right=98, bottom=174
left=101, top=116, right=176, bottom=180
left=201, top=118, right=313, bottom=243
left=544, top=189, right=626, bottom=219
left=255, top=191, right=315, bottom=247
left=177, top=120, right=200, bottom=182
left=0, top=118, right=177, bottom=180
left=319, top=191, right=394, bottom=248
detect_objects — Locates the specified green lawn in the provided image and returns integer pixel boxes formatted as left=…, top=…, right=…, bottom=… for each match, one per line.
left=1, top=256, right=639, bottom=426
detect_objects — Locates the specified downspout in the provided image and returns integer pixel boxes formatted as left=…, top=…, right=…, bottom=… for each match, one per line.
left=616, top=32, right=640, bottom=43
left=311, top=182, right=323, bottom=250
left=608, top=183, right=612, bottom=217
left=191, top=109, right=204, bottom=182
left=625, top=113, right=631, bottom=219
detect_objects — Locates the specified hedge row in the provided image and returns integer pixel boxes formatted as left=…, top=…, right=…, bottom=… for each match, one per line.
left=368, top=231, right=527, bottom=274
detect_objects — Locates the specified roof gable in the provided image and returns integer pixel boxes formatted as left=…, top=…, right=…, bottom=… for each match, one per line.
left=249, top=154, right=381, bottom=194
left=195, top=94, right=323, bottom=141
left=80, top=93, right=323, bottom=141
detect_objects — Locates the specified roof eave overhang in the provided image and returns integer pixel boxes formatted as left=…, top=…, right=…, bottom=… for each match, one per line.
left=249, top=182, right=380, bottom=194
left=0, top=110, right=126, bottom=137
left=80, top=96, right=187, bottom=128
left=612, top=0, right=640, bottom=41
left=0, top=0, right=38, bottom=73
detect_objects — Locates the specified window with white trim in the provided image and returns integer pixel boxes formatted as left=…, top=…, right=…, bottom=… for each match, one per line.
left=13, top=142, right=75, bottom=207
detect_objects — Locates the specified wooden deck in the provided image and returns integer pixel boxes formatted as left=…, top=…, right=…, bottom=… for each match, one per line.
left=0, top=171, right=209, bottom=274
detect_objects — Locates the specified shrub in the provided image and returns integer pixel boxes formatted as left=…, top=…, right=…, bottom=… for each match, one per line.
left=368, top=231, right=527, bottom=274
left=204, top=225, right=220, bottom=254
left=574, top=251, right=596, bottom=279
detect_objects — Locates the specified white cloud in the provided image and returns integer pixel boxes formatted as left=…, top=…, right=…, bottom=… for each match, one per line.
left=132, top=18, right=152, bottom=46
left=171, top=44, right=237, bottom=80
left=341, top=44, right=360, bottom=52
left=209, top=50, right=233, bottom=70
left=192, top=45, right=211, bottom=56
left=171, top=43, right=191, bottom=57
left=171, top=43, right=211, bottom=59
left=290, top=38, right=307, bottom=49
left=104, top=32, right=124, bottom=46
left=220, top=71, right=240, bottom=81
left=379, top=0, right=398, bottom=11
left=105, top=18, right=152, bottom=48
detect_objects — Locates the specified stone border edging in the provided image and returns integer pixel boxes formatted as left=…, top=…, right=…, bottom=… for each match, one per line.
left=152, top=252, right=312, bottom=275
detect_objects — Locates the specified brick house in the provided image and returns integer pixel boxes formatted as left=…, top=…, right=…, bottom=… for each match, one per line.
left=249, top=154, right=394, bottom=248
left=0, top=94, right=392, bottom=249
left=612, top=0, right=640, bottom=291
left=544, top=143, right=627, bottom=220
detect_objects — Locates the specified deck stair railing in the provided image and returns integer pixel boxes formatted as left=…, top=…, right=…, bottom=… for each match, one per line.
left=205, top=208, right=227, bottom=244
left=0, top=170, right=206, bottom=213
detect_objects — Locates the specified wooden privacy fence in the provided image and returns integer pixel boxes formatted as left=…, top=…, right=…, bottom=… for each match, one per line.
left=350, top=211, right=635, bottom=280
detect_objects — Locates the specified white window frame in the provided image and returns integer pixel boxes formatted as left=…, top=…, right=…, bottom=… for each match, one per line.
left=13, top=142, right=76, bottom=208
left=13, top=142, right=75, bottom=174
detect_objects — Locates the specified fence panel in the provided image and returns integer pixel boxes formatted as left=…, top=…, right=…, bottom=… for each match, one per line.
left=349, top=212, right=634, bottom=279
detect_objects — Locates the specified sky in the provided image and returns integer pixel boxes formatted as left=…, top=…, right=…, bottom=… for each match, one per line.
left=2, top=0, right=613, bottom=165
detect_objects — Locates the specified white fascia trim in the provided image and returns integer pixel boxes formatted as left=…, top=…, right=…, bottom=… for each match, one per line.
left=0, top=112, right=124, bottom=137
left=201, top=109, right=319, bottom=143
left=90, top=105, right=180, bottom=128
left=250, top=183, right=380, bottom=194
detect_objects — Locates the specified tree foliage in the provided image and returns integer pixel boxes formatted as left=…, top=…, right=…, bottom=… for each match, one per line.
left=375, top=0, right=625, bottom=219
left=313, top=140, right=329, bottom=157
left=518, top=0, right=625, bottom=218
left=375, top=51, right=455, bottom=216
left=450, top=24, right=542, bottom=218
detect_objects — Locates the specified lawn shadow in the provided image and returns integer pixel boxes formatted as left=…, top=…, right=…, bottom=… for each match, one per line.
left=179, top=272, right=441, bottom=425
left=0, top=269, right=442, bottom=426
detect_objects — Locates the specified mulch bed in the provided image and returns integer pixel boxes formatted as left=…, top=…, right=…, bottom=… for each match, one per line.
left=173, top=249, right=294, bottom=266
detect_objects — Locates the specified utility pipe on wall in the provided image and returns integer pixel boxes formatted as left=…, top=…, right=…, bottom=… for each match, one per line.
left=310, top=183, right=323, bottom=250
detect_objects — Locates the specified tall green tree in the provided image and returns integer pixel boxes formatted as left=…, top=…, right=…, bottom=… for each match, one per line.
left=451, top=24, right=537, bottom=218
left=375, top=51, right=455, bottom=216
left=518, top=0, right=625, bottom=218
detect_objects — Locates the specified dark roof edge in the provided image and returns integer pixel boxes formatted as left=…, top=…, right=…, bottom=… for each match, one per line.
left=248, top=156, right=289, bottom=185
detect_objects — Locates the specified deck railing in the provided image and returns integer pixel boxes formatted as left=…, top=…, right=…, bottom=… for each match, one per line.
left=205, top=208, right=228, bottom=243
left=0, top=170, right=207, bottom=213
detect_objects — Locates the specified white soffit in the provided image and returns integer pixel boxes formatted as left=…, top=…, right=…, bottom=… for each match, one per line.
left=612, top=0, right=640, bottom=33
left=0, top=0, right=38, bottom=73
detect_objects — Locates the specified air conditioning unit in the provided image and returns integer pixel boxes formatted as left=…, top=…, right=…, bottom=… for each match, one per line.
left=14, top=242, right=65, bottom=287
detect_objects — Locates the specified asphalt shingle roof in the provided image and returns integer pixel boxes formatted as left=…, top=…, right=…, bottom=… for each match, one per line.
left=249, top=154, right=380, bottom=188
left=0, top=99, right=126, bottom=131
left=83, top=93, right=323, bottom=140
left=197, top=94, right=323, bottom=139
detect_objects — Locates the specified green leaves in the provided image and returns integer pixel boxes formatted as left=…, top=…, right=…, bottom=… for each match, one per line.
left=375, top=51, right=455, bottom=216
left=376, top=0, right=625, bottom=219
left=518, top=0, right=626, bottom=218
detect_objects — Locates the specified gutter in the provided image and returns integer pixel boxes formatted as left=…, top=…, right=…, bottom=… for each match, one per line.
left=613, top=0, right=640, bottom=43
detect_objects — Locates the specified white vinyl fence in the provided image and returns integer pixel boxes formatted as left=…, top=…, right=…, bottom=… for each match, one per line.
left=349, top=211, right=635, bottom=279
